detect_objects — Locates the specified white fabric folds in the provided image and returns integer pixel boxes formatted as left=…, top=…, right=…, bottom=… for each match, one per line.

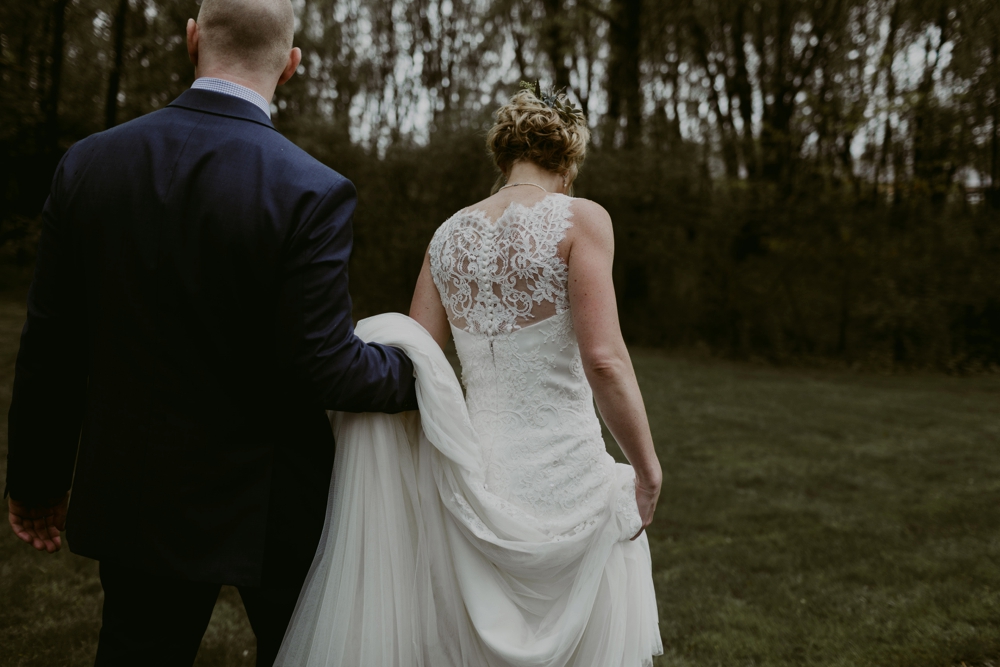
left=275, top=313, right=662, bottom=667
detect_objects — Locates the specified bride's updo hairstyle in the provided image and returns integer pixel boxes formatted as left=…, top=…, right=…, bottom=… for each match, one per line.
left=486, top=87, right=590, bottom=193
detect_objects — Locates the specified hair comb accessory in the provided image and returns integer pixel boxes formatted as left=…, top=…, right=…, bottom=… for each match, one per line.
left=519, top=80, right=585, bottom=125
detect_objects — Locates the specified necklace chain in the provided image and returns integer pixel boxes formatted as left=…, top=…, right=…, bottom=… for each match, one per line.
left=499, top=182, right=550, bottom=193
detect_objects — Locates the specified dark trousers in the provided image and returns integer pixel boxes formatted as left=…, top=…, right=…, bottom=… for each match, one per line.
left=94, top=561, right=302, bottom=667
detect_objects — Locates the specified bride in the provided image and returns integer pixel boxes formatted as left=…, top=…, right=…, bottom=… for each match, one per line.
left=275, top=86, right=664, bottom=667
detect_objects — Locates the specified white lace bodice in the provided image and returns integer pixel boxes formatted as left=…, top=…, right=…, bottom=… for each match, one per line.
left=428, top=194, right=636, bottom=538
left=428, top=193, right=574, bottom=336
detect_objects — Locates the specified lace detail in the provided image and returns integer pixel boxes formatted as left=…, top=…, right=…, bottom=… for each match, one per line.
left=449, top=312, right=613, bottom=535
left=426, top=193, right=622, bottom=539
left=429, top=194, right=574, bottom=337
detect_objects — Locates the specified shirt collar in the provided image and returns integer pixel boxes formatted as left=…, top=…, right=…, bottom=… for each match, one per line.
left=190, top=77, right=272, bottom=119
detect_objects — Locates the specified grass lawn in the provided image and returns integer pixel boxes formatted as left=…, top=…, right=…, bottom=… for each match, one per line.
left=0, top=293, right=998, bottom=666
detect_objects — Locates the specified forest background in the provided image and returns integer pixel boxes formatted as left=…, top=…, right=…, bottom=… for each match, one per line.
left=1, top=0, right=999, bottom=369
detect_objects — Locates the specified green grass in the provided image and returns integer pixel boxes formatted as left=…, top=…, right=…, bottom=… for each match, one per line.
left=623, top=355, right=1000, bottom=667
left=1, top=294, right=998, bottom=666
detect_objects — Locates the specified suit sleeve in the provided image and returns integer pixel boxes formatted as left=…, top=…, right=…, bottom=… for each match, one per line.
left=5, top=154, right=88, bottom=504
left=277, top=176, right=418, bottom=413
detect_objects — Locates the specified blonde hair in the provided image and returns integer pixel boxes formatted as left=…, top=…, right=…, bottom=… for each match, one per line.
left=486, top=89, right=590, bottom=193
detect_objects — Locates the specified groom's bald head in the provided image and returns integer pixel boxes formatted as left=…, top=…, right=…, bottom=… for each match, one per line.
left=196, top=0, right=295, bottom=73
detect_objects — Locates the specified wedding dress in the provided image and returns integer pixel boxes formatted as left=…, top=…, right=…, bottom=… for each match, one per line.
left=276, top=193, right=662, bottom=667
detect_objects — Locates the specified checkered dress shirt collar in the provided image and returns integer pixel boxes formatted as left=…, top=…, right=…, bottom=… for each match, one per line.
left=190, top=77, right=271, bottom=119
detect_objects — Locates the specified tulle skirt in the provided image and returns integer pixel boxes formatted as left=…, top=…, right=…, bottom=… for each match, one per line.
left=274, top=314, right=662, bottom=666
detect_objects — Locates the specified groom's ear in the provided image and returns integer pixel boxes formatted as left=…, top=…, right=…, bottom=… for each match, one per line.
left=277, top=47, right=302, bottom=86
left=186, top=19, right=200, bottom=69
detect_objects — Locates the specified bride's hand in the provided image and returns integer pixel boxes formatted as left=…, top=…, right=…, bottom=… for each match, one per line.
left=630, top=475, right=661, bottom=541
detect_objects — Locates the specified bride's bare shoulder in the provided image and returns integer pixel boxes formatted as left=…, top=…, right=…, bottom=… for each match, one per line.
left=567, top=197, right=614, bottom=244
left=435, top=200, right=486, bottom=232
left=443, top=197, right=495, bottom=223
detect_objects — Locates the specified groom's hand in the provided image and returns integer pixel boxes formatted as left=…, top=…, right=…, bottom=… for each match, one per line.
left=8, top=492, right=68, bottom=553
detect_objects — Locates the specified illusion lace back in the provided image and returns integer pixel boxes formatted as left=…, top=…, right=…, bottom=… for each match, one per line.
left=429, top=194, right=618, bottom=535
left=428, top=194, right=573, bottom=336
left=276, top=194, right=662, bottom=667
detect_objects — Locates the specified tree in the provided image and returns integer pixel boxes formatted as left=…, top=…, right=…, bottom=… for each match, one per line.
left=45, top=0, right=70, bottom=152
left=105, top=0, right=129, bottom=129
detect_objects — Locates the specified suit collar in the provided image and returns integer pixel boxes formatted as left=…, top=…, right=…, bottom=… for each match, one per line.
left=168, top=88, right=275, bottom=130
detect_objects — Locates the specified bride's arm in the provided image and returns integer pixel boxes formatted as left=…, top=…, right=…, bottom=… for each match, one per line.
left=409, top=249, right=451, bottom=350
left=566, top=199, right=662, bottom=539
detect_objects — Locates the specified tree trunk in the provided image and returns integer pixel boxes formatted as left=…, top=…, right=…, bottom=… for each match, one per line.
left=731, top=2, right=757, bottom=178
left=758, top=0, right=841, bottom=186
left=45, top=0, right=69, bottom=152
left=620, top=0, right=642, bottom=148
left=540, top=0, right=571, bottom=91
left=511, top=25, right=529, bottom=82
left=602, top=0, right=642, bottom=148
left=836, top=261, right=851, bottom=355
left=689, top=17, right=738, bottom=177
left=16, top=11, right=34, bottom=101
left=105, top=0, right=129, bottom=130
left=992, top=38, right=999, bottom=208
left=665, top=40, right=682, bottom=145
left=575, top=7, right=604, bottom=118
left=913, top=15, right=951, bottom=207
left=876, top=2, right=899, bottom=202
left=759, top=0, right=792, bottom=183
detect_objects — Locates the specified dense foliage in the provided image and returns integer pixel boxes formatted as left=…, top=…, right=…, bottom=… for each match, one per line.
left=2, top=0, right=998, bottom=368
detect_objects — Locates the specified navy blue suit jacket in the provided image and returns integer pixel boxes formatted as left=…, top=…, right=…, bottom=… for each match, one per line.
left=4, top=89, right=418, bottom=587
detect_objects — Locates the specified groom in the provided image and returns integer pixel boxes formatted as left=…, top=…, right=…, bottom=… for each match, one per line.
left=4, top=0, right=417, bottom=664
